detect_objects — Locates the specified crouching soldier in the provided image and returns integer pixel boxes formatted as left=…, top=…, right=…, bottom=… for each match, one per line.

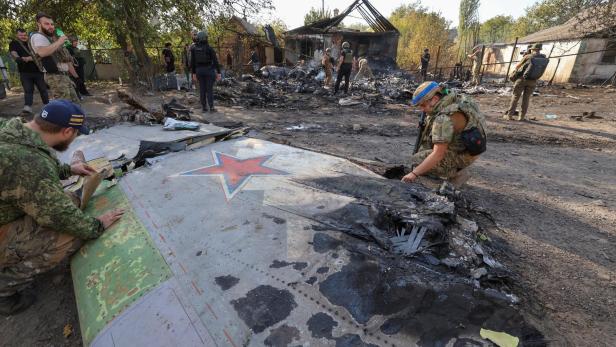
left=0, top=100, right=124, bottom=315
left=402, top=81, right=487, bottom=187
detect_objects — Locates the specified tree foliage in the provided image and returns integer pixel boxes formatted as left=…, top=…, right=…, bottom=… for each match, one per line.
left=0, top=0, right=273, bottom=84
left=458, top=0, right=481, bottom=60
left=572, top=0, right=616, bottom=38
left=389, top=3, right=454, bottom=71
left=304, top=7, right=332, bottom=26
left=508, top=0, right=594, bottom=39
left=479, top=15, right=514, bottom=43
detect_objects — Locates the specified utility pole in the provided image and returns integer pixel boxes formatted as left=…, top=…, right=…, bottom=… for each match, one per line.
left=322, top=0, right=324, bottom=15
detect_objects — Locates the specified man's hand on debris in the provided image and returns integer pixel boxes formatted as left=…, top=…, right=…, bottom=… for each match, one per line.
left=71, top=162, right=98, bottom=176
left=402, top=171, right=419, bottom=183
left=97, top=209, right=125, bottom=229
left=192, top=73, right=197, bottom=83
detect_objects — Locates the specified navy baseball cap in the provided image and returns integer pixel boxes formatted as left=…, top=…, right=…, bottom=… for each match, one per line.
left=40, top=100, right=90, bottom=135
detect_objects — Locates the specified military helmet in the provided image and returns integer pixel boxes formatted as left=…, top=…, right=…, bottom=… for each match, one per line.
left=342, top=42, right=350, bottom=49
left=530, top=43, right=542, bottom=50
left=412, top=81, right=441, bottom=106
left=196, top=31, right=208, bottom=43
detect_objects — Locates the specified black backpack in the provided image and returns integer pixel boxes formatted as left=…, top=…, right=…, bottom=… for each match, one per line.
left=523, top=54, right=549, bottom=80
left=193, top=45, right=212, bottom=66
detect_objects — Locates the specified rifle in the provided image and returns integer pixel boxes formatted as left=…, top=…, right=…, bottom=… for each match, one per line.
left=412, top=111, right=427, bottom=155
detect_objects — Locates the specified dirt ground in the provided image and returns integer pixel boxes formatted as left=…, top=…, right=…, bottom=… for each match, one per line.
left=1, top=81, right=615, bottom=347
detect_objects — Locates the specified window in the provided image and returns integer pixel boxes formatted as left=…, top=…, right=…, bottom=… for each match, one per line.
left=601, top=39, right=616, bottom=64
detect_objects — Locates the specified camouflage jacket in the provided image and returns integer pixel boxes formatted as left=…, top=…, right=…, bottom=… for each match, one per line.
left=419, top=91, right=487, bottom=153
left=0, top=118, right=103, bottom=239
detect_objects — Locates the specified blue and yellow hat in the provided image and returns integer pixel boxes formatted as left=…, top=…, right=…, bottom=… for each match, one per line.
left=40, top=100, right=90, bottom=135
left=411, top=81, right=441, bottom=106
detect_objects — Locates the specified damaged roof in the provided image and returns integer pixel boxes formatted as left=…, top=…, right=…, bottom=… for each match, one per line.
left=520, top=5, right=616, bottom=43
left=231, top=15, right=258, bottom=35
left=285, top=0, right=399, bottom=35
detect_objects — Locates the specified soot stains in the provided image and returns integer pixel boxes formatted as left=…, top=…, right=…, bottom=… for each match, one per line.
left=262, top=213, right=286, bottom=224
left=214, top=275, right=239, bottom=291
left=319, top=256, right=421, bottom=324
left=293, top=262, right=308, bottom=271
left=264, top=324, right=300, bottom=347
left=316, top=266, right=329, bottom=274
left=231, top=285, right=297, bottom=333
left=270, top=260, right=292, bottom=268
left=320, top=255, right=545, bottom=345
left=312, top=233, right=343, bottom=253
left=307, top=312, right=338, bottom=339
left=334, top=334, right=378, bottom=347
left=270, top=260, right=308, bottom=271
left=380, top=317, right=404, bottom=335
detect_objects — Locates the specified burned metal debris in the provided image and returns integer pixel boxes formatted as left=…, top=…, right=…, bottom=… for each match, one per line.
left=299, top=174, right=513, bottom=296
left=117, top=90, right=196, bottom=124
left=212, top=66, right=419, bottom=109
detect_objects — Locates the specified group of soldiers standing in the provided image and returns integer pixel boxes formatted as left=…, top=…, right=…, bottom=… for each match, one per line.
left=319, top=41, right=374, bottom=94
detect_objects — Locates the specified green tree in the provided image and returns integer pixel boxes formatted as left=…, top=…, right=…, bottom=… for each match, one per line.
left=509, top=0, right=594, bottom=39
left=1, top=0, right=273, bottom=85
left=479, top=15, right=514, bottom=43
left=390, top=2, right=455, bottom=71
left=304, top=7, right=332, bottom=25
left=458, top=0, right=481, bottom=60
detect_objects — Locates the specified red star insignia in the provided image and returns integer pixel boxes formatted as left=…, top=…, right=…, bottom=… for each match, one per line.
left=178, top=151, right=288, bottom=199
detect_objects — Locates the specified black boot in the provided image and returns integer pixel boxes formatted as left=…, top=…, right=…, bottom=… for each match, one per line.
left=0, top=292, right=36, bottom=316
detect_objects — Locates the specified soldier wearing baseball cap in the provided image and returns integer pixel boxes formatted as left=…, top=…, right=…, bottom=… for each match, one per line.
left=0, top=100, right=124, bottom=315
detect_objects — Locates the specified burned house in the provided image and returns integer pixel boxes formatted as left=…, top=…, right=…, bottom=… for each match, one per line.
left=482, top=9, right=616, bottom=84
left=283, top=0, right=399, bottom=68
left=214, top=16, right=282, bottom=73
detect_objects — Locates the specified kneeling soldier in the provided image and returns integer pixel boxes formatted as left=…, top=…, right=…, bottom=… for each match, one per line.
left=403, top=81, right=487, bottom=186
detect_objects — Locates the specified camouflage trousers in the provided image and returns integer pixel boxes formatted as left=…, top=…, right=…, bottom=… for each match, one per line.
left=324, top=69, right=332, bottom=86
left=0, top=192, right=83, bottom=297
left=507, top=79, right=537, bottom=118
left=412, top=149, right=477, bottom=179
left=45, top=73, right=80, bottom=103
left=354, top=61, right=373, bottom=81
left=471, top=66, right=481, bottom=86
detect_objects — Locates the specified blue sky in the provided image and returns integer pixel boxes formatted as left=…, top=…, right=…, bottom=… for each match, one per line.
left=263, top=0, right=540, bottom=29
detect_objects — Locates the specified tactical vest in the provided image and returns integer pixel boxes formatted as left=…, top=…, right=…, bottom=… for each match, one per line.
left=342, top=49, right=353, bottom=64
left=420, top=92, right=487, bottom=154
left=28, top=33, right=59, bottom=73
left=193, top=44, right=212, bottom=66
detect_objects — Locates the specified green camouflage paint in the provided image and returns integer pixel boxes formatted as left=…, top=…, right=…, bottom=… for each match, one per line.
left=71, top=182, right=171, bottom=345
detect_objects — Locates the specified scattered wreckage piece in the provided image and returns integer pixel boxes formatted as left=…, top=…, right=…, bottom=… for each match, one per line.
left=118, top=91, right=196, bottom=124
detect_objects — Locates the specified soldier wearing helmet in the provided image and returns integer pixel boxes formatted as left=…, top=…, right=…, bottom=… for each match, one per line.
left=402, top=81, right=487, bottom=186
left=191, top=31, right=221, bottom=113
left=505, top=43, right=546, bottom=121
left=334, top=41, right=354, bottom=94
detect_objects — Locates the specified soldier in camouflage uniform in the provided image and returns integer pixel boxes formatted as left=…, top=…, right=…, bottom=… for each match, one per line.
left=467, top=45, right=483, bottom=86
left=0, top=100, right=124, bottom=315
left=505, top=43, right=544, bottom=121
left=402, top=81, right=487, bottom=186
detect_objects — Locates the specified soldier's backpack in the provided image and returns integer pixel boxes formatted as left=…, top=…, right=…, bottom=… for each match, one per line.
left=193, top=45, right=213, bottom=66
left=523, top=53, right=549, bottom=80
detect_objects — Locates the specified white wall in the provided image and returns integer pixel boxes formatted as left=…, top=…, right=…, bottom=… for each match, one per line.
left=571, top=38, right=616, bottom=83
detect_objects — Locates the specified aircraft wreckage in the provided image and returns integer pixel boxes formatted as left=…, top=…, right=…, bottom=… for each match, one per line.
left=59, top=122, right=545, bottom=346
